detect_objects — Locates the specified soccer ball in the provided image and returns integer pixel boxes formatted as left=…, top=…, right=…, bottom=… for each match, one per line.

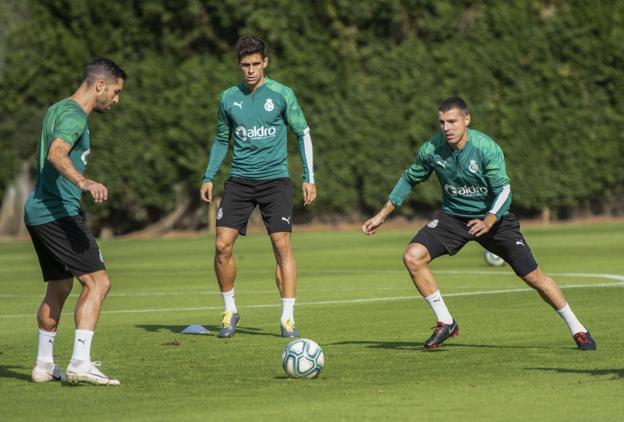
left=484, top=250, right=505, bottom=267
left=282, top=338, right=324, bottom=379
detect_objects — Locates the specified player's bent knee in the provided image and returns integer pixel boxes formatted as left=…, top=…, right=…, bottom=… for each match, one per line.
left=78, top=270, right=111, bottom=294
left=215, top=238, right=234, bottom=257
left=403, top=245, right=430, bottom=270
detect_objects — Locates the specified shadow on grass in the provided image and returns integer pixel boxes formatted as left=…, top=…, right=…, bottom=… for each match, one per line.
left=327, top=340, right=567, bottom=351
left=0, top=365, right=32, bottom=382
left=327, top=340, right=425, bottom=351
left=445, top=343, right=568, bottom=350
left=526, top=367, right=624, bottom=379
left=135, top=324, right=283, bottom=338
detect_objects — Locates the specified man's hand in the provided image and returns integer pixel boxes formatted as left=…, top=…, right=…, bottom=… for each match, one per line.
left=362, top=214, right=385, bottom=235
left=200, top=182, right=213, bottom=203
left=467, top=213, right=497, bottom=237
left=362, top=201, right=396, bottom=235
left=78, top=179, right=108, bottom=203
left=302, top=182, right=316, bottom=206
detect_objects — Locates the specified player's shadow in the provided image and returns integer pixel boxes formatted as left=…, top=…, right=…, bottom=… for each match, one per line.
left=328, top=340, right=425, bottom=351
left=525, top=367, right=624, bottom=379
left=0, top=365, right=32, bottom=382
left=136, top=324, right=194, bottom=333
left=135, top=324, right=282, bottom=337
left=444, top=343, right=568, bottom=351
left=328, top=340, right=566, bottom=352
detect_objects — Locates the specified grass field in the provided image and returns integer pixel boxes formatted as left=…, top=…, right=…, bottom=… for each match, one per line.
left=1, top=222, right=623, bottom=421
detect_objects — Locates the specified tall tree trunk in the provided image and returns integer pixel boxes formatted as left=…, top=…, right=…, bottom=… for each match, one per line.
left=0, top=161, right=33, bottom=237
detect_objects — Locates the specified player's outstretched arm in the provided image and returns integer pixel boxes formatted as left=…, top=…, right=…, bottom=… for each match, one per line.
left=362, top=200, right=396, bottom=235
left=48, top=139, right=108, bottom=203
left=200, top=182, right=213, bottom=203
left=302, top=182, right=316, bottom=206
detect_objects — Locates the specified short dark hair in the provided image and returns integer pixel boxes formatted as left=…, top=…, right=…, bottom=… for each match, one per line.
left=235, top=35, right=268, bottom=61
left=438, top=96, right=469, bottom=115
left=83, top=57, right=127, bottom=85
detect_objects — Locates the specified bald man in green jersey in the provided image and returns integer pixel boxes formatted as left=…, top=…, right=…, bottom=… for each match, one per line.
left=24, top=58, right=126, bottom=385
left=200, top=35, right=316, bottom=338
left=363, top=97, right=595, bottom=351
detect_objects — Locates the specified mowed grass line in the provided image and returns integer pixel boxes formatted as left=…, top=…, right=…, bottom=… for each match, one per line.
left=0, top=222, right=623, bottom=421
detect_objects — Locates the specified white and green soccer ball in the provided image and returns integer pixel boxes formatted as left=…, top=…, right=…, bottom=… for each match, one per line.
left=282, top=338, right=324, bottom=379
left=484, top=250, right=505, bottom=267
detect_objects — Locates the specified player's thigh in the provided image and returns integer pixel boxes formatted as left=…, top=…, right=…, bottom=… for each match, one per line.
left=56, top=215, right=106, bottom=276
left=216, top=178, right=256, bottom=236
left=26, top=216, right=104, bottom=281
left=27, top=223, right=73, bottom=282
left=410, top=211, right=471, bottom=259
left=256, top=178, right=293, bottom=234
left=477, top=213, right=538, bottom=276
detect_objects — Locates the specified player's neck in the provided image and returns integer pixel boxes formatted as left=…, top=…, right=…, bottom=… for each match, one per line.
left=448, top=130, right=469, bottom=151
left=68, top=83, right=94, bottom=114
left=450, top=138, right=468, bottom=151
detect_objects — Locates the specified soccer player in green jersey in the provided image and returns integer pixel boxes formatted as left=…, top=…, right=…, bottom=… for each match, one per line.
left=200, top=35, right=316, bottom=338
left=362, top=97, right=596, bottom=351
left=25, top=58, right=126, bottom=385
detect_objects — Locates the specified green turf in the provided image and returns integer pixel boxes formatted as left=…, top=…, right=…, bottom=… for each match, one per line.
left=1, top=222, right=623, bottom=421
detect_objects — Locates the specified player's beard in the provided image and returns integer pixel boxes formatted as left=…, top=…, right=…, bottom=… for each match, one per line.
left=93, top=93, right=111, bottom=114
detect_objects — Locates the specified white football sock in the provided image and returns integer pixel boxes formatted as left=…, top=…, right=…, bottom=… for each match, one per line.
left=281, top=298, right=295, bottom=324
left=71, top=329, right=94, bottom=362
left=425, top=290, right=454, bottom=324
left=556, top=303, right=586, bottom=335
left=221, top=289, right=237, bottom=313
left=36, top=329, right=56, bottom=364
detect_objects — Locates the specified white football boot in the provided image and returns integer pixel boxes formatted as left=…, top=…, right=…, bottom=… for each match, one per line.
left=32, top=361, right=65, bottom=383
left=65, top=360, right=120, bottom=386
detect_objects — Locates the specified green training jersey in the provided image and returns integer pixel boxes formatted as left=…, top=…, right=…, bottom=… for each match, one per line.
left=389, top=128, right=511, bottom=219
left=202, top=77, right=314, bottom=183
left=24, top=98, right=90, bottom=226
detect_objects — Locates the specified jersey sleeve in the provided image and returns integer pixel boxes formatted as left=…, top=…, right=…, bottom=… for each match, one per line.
left=488, top=184, right=511, bottom=219
left=484, top=143, right=511, bottom=218
left=283, top=89, right=314, bottom=183
left=53, top=110, right=87, bottom=146
left=202, top=95, right=231, bottom=183
left=388, top=143, right=434, bottom=206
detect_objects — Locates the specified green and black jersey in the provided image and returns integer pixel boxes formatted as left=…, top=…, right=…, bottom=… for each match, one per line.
left=389, top=128, right=511, bottom=219
left=202, top=77, right=314, bottom=183
left=24, top=98, right=90, bottom=226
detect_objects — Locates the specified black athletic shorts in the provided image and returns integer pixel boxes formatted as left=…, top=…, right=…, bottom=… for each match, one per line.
left=410, top=211, right=538, bottom=277
left=216, top=177, right=293, bottom=236
left=26, top=214, right=106, bottom=281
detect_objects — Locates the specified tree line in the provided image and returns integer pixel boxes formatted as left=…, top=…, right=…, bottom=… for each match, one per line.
left=1, top=0, right=622, bottom=234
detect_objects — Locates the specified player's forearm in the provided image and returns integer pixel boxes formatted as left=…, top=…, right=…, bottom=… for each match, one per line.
left=376, top=201, right=396, bottom=221
left=388, top=175, right=413, bottom=206
left=48, top=146, right=87, bottom=188
left=201, top=139, right=229, bottom=182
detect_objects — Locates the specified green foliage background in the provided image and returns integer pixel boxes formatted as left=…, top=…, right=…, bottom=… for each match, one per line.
left=1, top=0, right=623, bottom=233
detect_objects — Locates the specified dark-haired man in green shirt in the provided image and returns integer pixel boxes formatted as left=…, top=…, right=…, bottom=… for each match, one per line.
left=25, top=58, right=126, bottom=385
left=200, top=35, right=316, bottom=338
left=363, top=97, right=595, bottom=351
